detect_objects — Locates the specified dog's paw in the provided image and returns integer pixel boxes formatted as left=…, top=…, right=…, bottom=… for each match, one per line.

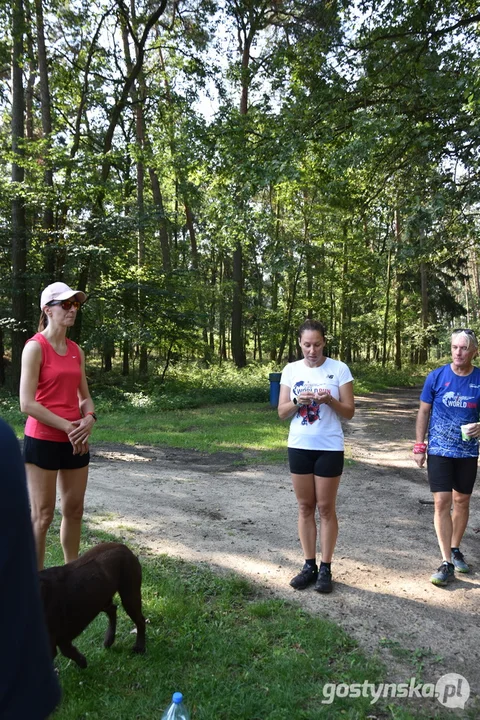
left=132, top=644, right=146, bottom=655
left=59, top=643, right=88, bottom=669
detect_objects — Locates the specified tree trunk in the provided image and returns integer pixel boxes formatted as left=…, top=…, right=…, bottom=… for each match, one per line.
left=419, top=256, right=428, bottom=364
left=255, top=272, right=263, bottom=363
left=184, top=202, right=199, bottom=269
left=11, top=0, right=28, bottom=391
left=103, top=339, right=114, bottom=372
left=382, top=245, right=392, bottom=367
left=148, top=168, right=171, bottom=272
left=68, top=265, right=89, bottom=345
left=122, top=337, right=130, bottom=376
left=24, top=2, right=36, bottom=141
left=136, top=111, right=148, bottom=378
left=231, top=242, right=246, bottom=367
left=394, top=209, right=402, bottom=369
left=270, top=195, right=280, bottom=360
left=35, top=0, right=56, bottom=276
left=129, top=57, right=171, bottom=272
left=208, top=248, right=217, bottom=355
left=303, top=202, right=313, bottom=317
left=276, top=257, right=303, bottom=364
left=339, top=226, right=349, bottom=362
left=218, top=257, right=227, bottom=360
left=230, top=28, right=253, bottom=368
left=395, top=281, right=402, bottom=370
left=270, top=272, right=279, bottom=361
left=122, top=9, right=148, bottom=375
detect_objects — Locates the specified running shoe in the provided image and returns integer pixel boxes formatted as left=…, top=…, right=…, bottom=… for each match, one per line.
left=289, top=563, right=318, bottom=590
left=451, top=549, right=470, bottom=573
left=430, top=561, right=455, bottom=586
left=314, top=565, right=333, bottom=594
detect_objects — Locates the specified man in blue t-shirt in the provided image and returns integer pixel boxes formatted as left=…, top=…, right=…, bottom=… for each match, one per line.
left=0, top=419, right=61, bottom=719
left=414, top=329, right=480, bottom=586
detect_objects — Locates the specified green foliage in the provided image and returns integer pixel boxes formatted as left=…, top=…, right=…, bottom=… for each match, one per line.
left=2, top=0, right=480, bottom=383
left=159, top=361, right=273, bottom=403
left=350, top=362, right=427, bottom=394
left=0, top=392, right=24, bottom=430
left=86, top=361, right=272, bottom=412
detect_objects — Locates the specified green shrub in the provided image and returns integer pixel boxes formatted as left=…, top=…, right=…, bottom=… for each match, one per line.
left=350, top=362, right=427, bottom=394
left=0, top=359, right=429, bottom=435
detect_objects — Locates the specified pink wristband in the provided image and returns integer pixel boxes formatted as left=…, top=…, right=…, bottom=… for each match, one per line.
left=413, top=443, right=427, bottom=454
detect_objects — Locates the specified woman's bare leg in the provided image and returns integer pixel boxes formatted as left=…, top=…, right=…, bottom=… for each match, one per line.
left=315, top=475, right=341, bottom=563
left=58, top=466, right=88, bottom=563
left=291, top=473, right=317, bottom=559
left=25, top=464, right=57, bottom=570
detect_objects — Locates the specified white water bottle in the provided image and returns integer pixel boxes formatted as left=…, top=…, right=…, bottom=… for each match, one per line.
left=161, top=692, right=191, bottom=720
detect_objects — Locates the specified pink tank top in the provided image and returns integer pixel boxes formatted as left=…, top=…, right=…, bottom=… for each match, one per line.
left=24, top=333, right=83, bottom=442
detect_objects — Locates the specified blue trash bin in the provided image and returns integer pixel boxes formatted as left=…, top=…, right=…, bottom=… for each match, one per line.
left=269, top=372, right=282, bottom=407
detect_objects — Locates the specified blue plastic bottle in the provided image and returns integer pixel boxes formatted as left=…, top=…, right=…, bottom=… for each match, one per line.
left=161, top=692, right=191, bottom=720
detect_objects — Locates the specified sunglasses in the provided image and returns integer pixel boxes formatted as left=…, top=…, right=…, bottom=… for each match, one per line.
left=452, top=328, right=476, bottom=337
left=47, top=299, right=81, bottom=311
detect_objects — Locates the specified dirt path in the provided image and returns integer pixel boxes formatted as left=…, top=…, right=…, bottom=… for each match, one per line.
left=84, top=388, right=480, bottom=712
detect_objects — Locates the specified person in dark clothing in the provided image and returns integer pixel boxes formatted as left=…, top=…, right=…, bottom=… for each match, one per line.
left=0, top=418, right=61, bottom=719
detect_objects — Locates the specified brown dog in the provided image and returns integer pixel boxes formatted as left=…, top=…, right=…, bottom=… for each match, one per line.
left=39, top=542, right=146, bottom=668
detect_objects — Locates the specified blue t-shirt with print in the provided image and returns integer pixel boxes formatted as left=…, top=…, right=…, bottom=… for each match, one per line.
left=420, top=364, right=480, bottom=457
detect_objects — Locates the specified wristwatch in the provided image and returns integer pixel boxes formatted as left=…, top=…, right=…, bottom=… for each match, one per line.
left=293, top=397, right=299, bottom=405
left=86, top=411, right=97, bottom=422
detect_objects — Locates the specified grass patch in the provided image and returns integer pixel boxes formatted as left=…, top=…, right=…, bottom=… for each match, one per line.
left=378, top=638, right=444, bottom=680
left=0, top=398, right=288, bottom=462
left=45, top=519, right=435, bottom=719
left=94, top=404, right=287, bottom=461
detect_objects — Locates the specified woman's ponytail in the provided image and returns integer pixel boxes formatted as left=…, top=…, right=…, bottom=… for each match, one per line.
left=37, top=311, right=48, bottom=332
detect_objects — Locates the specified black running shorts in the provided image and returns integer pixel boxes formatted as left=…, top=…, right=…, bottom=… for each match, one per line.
left=23, top=435, right=90, bottom=471
left=288, top=448, right=344, bottom=478
left=427, top=454, right=478, bottom=495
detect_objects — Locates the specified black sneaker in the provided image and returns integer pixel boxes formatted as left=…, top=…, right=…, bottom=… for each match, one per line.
left=314, top=565, right=333, bottom=593
left=289, top=563, right=318, bottom=590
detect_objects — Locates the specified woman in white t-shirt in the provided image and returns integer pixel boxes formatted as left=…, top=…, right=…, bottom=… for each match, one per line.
left=278, top=320, right=354, bottom=593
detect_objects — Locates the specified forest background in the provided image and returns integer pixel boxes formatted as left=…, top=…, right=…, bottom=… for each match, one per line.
left=2, top=0, right=480, bottom=391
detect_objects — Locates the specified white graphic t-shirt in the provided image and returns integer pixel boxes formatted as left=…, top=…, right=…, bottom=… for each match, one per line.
left=280, top=357, right=354, bottom=451
left=420, top=364, right=480, bottom=458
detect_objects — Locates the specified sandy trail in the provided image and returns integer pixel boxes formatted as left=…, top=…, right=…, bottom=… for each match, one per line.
left=83, top=387, right=480, bottom=713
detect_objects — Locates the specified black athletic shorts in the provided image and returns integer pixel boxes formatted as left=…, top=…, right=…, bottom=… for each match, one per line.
left=23, top=436, right=90, bottom=471
left=288, top=448, right=344, bottom=478
left=427, top=455, right=478, bottom=495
